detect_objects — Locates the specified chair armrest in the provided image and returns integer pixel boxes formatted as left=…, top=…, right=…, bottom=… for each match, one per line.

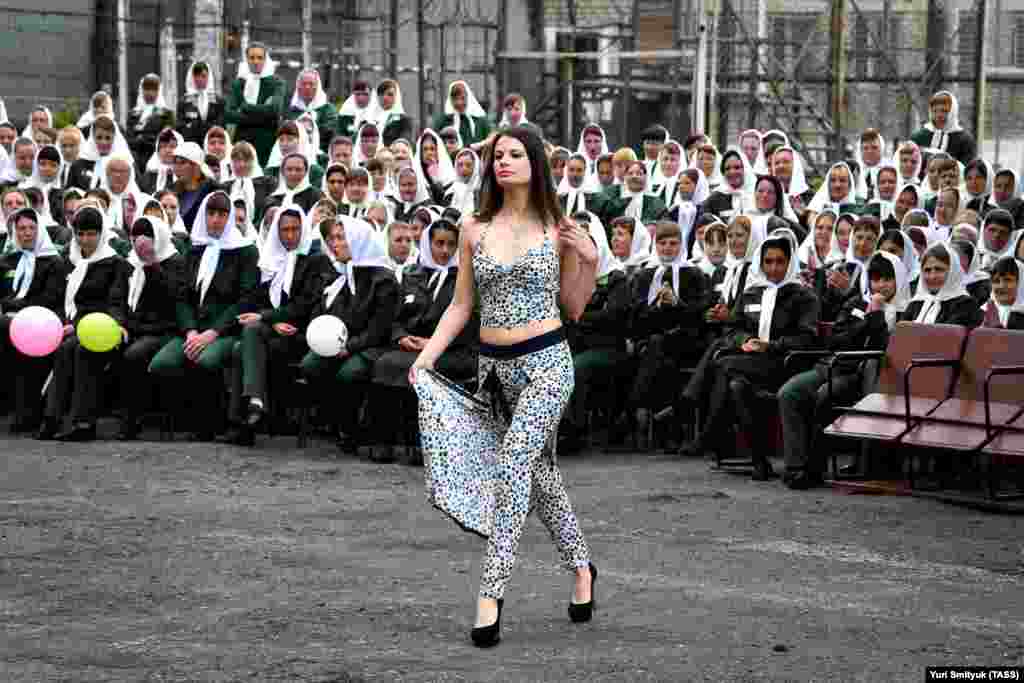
left=903, top=357, right=961, bottom=429
left=825, top=350, right=886, bottom=366
left=785, top=350, right=834, bottom=370
left=984, top=365, right=1024, bottom=436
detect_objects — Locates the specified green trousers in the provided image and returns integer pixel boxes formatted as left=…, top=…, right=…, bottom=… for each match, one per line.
left=149, top=336, right=238, bottom=375
left=300, top=350, right=374, bottom=434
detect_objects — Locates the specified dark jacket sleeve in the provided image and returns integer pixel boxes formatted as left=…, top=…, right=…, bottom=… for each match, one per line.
left=347, top=272, right=400, bottom=354
left=942, top=295, right=985, bottom=329
left=767, top=287, right=820, bottom=354
left=828, top=297, right=890, bottom=352
left=212, top=245, right=261, bottom=336
left=133, top=257, right=187, bottom=337
left=265, top=255, right=330, bottom=327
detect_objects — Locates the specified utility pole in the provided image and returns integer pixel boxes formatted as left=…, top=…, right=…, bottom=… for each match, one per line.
left=972, top=0, right=989, bottom=145
left=118, top=0, right=129, bottom=130
left=692, top=0, right=708, bottom=133
left=390, top=0, right=399, bottom=76
left=302, top=0, right=313, bottom=68
left=417, top=0, right=427, bottom=133
left=925, top=0, right=946, bottom=100
left=829, top=0, right=848, bottom=158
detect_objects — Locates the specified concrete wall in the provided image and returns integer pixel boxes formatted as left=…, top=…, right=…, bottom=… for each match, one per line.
left=0, top=1, right=96, bottom=125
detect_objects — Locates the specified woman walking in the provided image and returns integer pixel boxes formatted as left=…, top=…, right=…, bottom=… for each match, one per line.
left=410, top=126, right=598, bottom=647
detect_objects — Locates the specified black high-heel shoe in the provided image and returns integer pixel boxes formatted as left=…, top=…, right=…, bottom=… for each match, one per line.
left=470, top=598, right=504, bottom=648
left=568, top=563, right=597, bottom=623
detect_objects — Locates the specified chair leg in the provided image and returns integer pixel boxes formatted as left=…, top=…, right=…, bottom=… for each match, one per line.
left=295, top=377, right=310, bottom=448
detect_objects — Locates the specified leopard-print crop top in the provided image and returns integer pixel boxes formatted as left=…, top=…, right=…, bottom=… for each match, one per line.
left=473, top=222, right=561, bottom=329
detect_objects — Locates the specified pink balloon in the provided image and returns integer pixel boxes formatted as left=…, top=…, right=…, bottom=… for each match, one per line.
left=10, top=306, right=63, bottom=357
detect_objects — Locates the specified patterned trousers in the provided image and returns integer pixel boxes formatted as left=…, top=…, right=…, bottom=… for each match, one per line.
left=477, top=337, right=591, bottom=600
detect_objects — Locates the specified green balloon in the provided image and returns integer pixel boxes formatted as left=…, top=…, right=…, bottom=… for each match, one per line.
left=77, top=312, right=122, bottom=353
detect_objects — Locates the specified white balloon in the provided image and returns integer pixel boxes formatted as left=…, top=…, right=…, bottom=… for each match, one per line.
left=307, top=315, right=349, bottom=357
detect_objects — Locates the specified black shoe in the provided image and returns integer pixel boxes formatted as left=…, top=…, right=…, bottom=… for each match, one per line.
left=10, top=417, right=39, bottom=435
left=568, top=563, right=598, bottom=623
left=785, top=470, right=825, bottom=490
left=751, top=460, right=778, bottom=481
left=56, top=424, right=97, bottom=442
left=245, top=400, right=266, bottom=428
left=470, top=598, right=504, bottom=648
left=35, top=418, right=60, bottom=441
left=677, top=441, right=705, bottom=458
left=223, top=426, right=255, bottom=447
left=336, top=433, right=358, bottom=455
left=368, top=445, right=397, bottom=463
left=188, top=430, right=217, bottom=443
left=116, top=419, right=140, bottom=441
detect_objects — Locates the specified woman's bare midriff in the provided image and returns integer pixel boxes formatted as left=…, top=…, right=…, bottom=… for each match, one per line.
left=480, top=318, right=562, bottom=346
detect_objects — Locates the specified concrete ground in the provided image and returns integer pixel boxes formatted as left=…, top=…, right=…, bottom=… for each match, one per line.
left=1, top=432, right=1023, bottom=682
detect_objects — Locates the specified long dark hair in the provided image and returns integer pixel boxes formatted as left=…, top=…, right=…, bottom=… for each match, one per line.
left=476, top=126, right=563, bottom=227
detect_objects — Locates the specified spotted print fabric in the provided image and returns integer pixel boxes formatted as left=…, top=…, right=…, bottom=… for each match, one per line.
left=473, top=223, right=562, bottom=329
left=414, top=340, right=591, bottom=600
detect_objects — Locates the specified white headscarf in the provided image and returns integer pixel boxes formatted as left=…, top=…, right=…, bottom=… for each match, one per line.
left=145, top=128, right=184, bottom=192
left=980, top=211, right=1019, bottom=269
left=771, top=145, right=810, bottom=200
left=418, top=219, right=459, bottom=300
left=858, top=250, right=911, bottom=330
left=444, top=80, right=486, bottom=139
left=663, top=166, right=710, bottom=211
left=132, top=74, right=169, bottom=128
left=77, top=92, right=114, bottom=130
left=392, top=165, right=431, bottom=213
left=416, top=128, right=456, bottom=187
left=267, top=119, right=315, bottom=170
left=447, top=148, right=481, bottom=215
left=79, top=116, right=132, bottom=189
left=7, top=208, right=59, bottom=300
left=721, top=216, right=765, bottom=305
left=0, top=98, right=8, bottom=124
left=877, top=229, right=921, bottom=283
left=798, top=209, right=843, bottom=269
left=957, top=238, right=990, bottom=288
left=617, top=220, right=653, bottom=268
left=894, top=141, right=923, bottom=186
left=689, top=143, right=724, bottom=190
left=269, top=153, right=312, bottom=207
left=191, top=191, right=255, bottom=305
left=21, top=106, right=53, bottom=140
left=754, top=129, right=789, bottom=174
left=651, top=139, right=684, bottom=195
left=576, top=124, right=610, bottom=176
left=923, top=90, right=964, bottom=152
left=290, top=69, right=328, bottom=114
left=581, top=212, right=620, bottom=281
left=911, top=242, right=968, bottom=323
left=185, top=62, right=216, bottom=119
left=738, top=129, right=763, bottom=169
left=258, top=204, right=313, bottom=308
left=646, top=224, right=690, bottom=305
left=372, top=80, right=406, bottom=131
left=853, top=131, right=887, bottom=198
left=324, top=216, right=391, bottom=306
left=557, top=153, right=592, bottom=216
left=126, top=215, right=179, bottom=311
left=352, top=122, right=382, bottom=167
left=498, top=96, right=528, bottom=127
left=99, top=152, right=145, bottom=233
left=808, top=162, right=856, bottom=213
left=65, top=207, right=118, bottom=321
left=744, top=233, right=802, bottom=341
left=963, top=158, right=995, bottom=207
left=339, top=86, right=379, bottom=132
left=201, top=126, right=234, bottom=181
left=19, top=145, right=64, bottom=218
left=228, top=142, right=264, bottom=221
left=237, top=46, right=279, bottom=106
left=986, top=257, right=1024, bottom=326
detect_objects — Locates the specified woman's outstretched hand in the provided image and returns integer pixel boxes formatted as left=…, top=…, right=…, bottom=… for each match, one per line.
left=409, top=355, right=435, bottom=385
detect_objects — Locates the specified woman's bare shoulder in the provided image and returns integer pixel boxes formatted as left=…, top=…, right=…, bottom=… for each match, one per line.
left=460, top=214, right=484, bottom=248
